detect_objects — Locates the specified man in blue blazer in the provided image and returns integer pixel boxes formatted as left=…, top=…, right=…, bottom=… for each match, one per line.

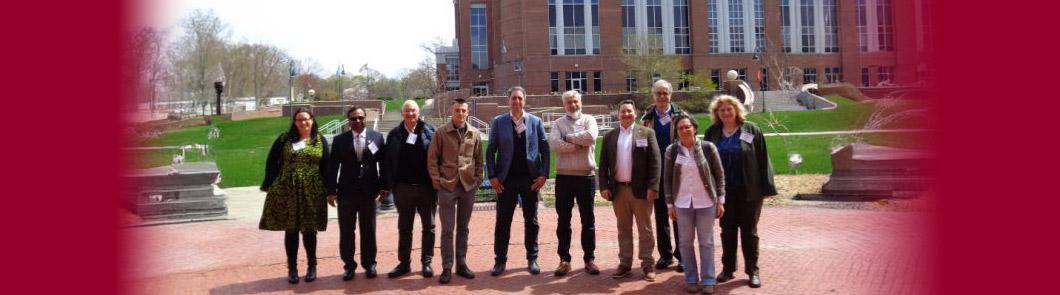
left=327, top=107, right=388, bottom=281
left=486, top=86, right=550, bottom=276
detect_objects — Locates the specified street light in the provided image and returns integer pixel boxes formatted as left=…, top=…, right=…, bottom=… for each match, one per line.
left=288, top=60, right=296, bottom=111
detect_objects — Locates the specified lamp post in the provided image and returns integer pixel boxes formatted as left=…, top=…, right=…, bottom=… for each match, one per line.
left=213, top=80, right=224, bottom=115
left=288, top=60, right=296, bottom=112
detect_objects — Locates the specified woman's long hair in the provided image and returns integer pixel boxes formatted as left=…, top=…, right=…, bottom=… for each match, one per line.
left=286, top=107, right=320, bottom=145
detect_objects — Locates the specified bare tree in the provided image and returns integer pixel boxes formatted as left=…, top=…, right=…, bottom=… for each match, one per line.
left=171, top=9, right=229, bottom=108
left=124, top=27, right=169, bottom=112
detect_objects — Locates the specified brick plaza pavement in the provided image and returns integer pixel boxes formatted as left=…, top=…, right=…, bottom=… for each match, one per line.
left=126, top=203, right=933, bottom=294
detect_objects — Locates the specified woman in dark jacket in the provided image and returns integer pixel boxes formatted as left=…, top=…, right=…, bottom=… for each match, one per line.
left=260, top=108, right=333, bottom=284
left=703, top=95, right=777, bottom=288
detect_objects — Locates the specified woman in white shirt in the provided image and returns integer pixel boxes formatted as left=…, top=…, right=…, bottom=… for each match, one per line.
left=663, top=114, right=726, bottom=294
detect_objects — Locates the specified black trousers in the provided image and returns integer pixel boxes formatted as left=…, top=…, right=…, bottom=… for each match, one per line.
left=494, top=176, right=539, bottom=263
left=338, top=195, right=377, bottom=271
left=554, top=175, right=596, bottom=263
left=284, top=230, right=316, bottom=268
left=393, top=183, right=437, bottom=264
left=720, top=188, right=763, bottom=275
left=653, top=185, right=681, bottom=262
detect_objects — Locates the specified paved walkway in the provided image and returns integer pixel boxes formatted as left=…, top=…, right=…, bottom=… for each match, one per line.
left=126, top=188, right=933, bottom=294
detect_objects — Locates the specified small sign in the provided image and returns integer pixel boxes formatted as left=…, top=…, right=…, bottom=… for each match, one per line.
left=739, top=131, right=755, bottom=144
left=635, top=139, right=648, bottom=147
left=367, top=141, right=379, bottom=154
left=292, top=140, right=306, bottom=151
left=406, top=133, right=418, bottom=144
left=658, top=115, right=671, bottom=126
left=515, top=124, right=527, bottom=134
left=573, top=124, right=586, bottom=133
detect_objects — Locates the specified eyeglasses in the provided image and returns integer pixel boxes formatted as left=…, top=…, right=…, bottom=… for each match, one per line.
left=348, top=116, right=365, bottom=121
left=654, top=92, right=671, bottom=96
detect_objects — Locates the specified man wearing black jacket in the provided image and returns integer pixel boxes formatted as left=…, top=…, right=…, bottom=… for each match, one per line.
left=327, top=107, right=388, bottom=281
left=382, top=100, right=437, bottom=279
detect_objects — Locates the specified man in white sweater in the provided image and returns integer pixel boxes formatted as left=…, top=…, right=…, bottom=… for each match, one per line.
left=548, top=90, right=601, bottom=276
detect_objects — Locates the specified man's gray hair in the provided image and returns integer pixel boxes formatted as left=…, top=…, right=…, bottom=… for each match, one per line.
left=560, top=90, right=581, bottom=103
left=402, top=99, right=420, bottom=111
left=653, top=79, right=673, bottom=92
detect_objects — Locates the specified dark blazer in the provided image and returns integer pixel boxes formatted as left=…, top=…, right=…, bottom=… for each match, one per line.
left=486, top=112, right=550, bottom=182
left=383, top=119, right=435, bottom=189
left=327, top=129, right=386, bottom=201
left=703, top=121, right=777, bottom=201
left=260, top=133, right=332, bottom=193
left=598, top=124, right=661, bottom=199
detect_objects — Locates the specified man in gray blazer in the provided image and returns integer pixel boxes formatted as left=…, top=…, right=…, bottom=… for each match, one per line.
left=598, top=100, right=661, bottom=282
left=486, top=86, right=550, bottom=276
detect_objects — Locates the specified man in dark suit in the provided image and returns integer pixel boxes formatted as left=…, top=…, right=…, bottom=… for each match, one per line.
left=599, top=99, right=661, bottom=282
left=486, top=86, right=550, bottom=276
left=327, top=107, right=388, bottom=281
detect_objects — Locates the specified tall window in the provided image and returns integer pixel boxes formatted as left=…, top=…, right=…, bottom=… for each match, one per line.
left=781, top=0, right=839, bottom=53
left=646, top=0, right=664, bottom=53
left=708, top=0, right=719, bottom=53
left=622, top=0, right=637, bottom=54
left=623, top=0, right=686, bottom=54
left=728, top=0, right=745, bottom=52
left=876, top=0, right=894, bottom=51
left=736, top=68, right=747, bottom=81
left=550, top=0, right=600, bottom=56
left=472, top=82, right=489, bottom=96
left=781, top=0, right=792, bottom=52
left=674, top=0, right=690, bottom=54
left=709, top=0, right=765, bottom=53
left=799, top=0, right=815, bottom=52
left=858, top=0, right=895, bottom=52
left=566, top=72, right=587, bottom=92
left=803, top=67, right=817, bottom=84
left=470, top=5, right=488, bottom=69
left=551, top=72, right=560, bottom=93
left=445, top=56, right=460, bottom=84
left=593, top=71, right=602, bottom=92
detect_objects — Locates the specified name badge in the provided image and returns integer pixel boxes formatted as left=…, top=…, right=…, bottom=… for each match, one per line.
left=675, top=154, right=691, bottom=166
left=515, top=124, right=527, bottom=134
left=573, top=125, right=585, bottom=133
left=367, top=141, right=379, bottom=154
left=406, top=133, right=418, bottom=144
left=658, top=115, right=671, bottom=126
left=292, top=140, right=306, bottom=151
left=635, top=139, right=648, bottom=147
left=739, top=131, right=755, bottom=144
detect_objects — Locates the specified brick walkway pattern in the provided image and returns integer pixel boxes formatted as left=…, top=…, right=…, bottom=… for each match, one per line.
left=126, top=205, right=934, bottom=294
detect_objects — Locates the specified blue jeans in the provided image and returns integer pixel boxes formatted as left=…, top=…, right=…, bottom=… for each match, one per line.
left=676, top=206, right=717, bottom=286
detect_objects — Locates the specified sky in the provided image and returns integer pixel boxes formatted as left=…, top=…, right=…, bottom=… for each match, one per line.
left=147, top=0, right=456, bottom=78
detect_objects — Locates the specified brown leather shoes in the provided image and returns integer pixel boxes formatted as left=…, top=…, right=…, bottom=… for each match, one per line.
left=585, top=261, right=601, bottom=275
left=611, top=265, right=632, bottom=278
left=554, top=261, right=571, bottom=277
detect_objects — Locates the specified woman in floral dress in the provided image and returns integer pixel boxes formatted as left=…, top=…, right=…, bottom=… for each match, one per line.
left=260, top=108, right=332, bottom=284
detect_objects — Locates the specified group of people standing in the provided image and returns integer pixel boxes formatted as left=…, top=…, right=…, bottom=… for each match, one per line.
left=257, top=80, right=775, bottom=294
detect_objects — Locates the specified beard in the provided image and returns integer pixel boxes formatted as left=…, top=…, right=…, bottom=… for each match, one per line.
left=566, top=109, right=582, bottom=119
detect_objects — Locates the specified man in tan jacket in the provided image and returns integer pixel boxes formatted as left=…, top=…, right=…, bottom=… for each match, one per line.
left=426, top=98, right=483, bottom=284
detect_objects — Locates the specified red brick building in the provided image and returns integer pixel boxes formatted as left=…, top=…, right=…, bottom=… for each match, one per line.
left=437, top=0, right=935, bottom=96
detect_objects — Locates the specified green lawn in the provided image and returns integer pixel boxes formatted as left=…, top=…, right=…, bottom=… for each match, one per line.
left=139, top=96, right=928, bottom=188
left=694, top=95, right=929, bottom=133
left=138, top=114, right=344, bottom=188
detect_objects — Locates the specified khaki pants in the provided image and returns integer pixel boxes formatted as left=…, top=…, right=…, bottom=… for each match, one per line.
left=612, top=184, right=655, bottom=269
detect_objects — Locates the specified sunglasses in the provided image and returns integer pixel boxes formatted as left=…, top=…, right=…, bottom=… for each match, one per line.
left=348, top=116, right=365, bottom=121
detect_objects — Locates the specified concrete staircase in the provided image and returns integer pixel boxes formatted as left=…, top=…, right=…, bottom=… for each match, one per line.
left=124, top=162, right=228, bottom=221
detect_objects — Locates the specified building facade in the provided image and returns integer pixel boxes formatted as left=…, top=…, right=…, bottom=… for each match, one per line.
left=439, top=0, right=935, bottom=96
